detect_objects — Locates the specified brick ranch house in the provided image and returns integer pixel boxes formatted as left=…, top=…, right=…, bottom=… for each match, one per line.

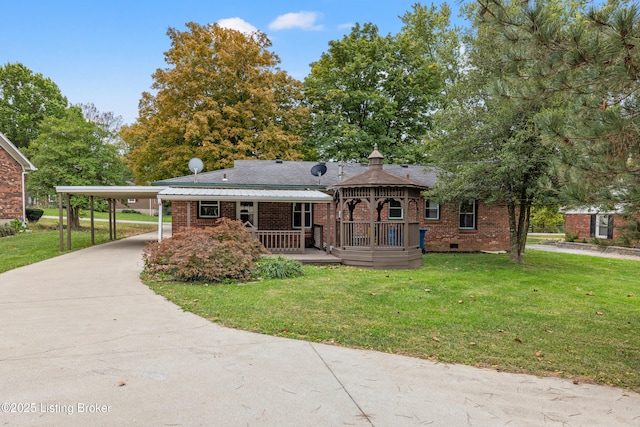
left=154, top=147, right=511, bottom=266
left=0, top=132, right=37, bottom=225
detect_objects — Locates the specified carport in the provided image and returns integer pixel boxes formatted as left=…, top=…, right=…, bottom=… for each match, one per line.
left=55, top=186, right=165, bottom=251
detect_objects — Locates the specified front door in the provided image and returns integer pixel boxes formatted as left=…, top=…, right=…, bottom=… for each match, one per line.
left=237, top=201, right=257, bottom=228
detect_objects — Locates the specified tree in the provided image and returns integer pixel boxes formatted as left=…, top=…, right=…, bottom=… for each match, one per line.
left=26, top=107, right=131, bottom=228
left=425, top=1, right=567, bottom=263
left=78, top=102, right=125, bottom=148
left=0, top=62, right=68, bottom=149
left=122, top=23, right=309, bottom=183
left=474, top=0, right=640, bottom=233
left=303, top=4, right=456, bottom=163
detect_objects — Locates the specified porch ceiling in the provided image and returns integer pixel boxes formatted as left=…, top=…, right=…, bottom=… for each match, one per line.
left=157, top=187, right=332, bottom=202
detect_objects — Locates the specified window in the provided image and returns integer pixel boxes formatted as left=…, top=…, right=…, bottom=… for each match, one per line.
left=388, top=199, right=403, bottom=220
left=198, top=201, right=220, bottom=218
left=293, top=203, right=312, bottom=229
left=127, top=198, right=137, bottom=204
left=595, top=214, right=613, bottom=239
left=238, top=201, right=256, bottom=227
left=424, top=200, right=440, bottom=220
left=459, top=200, right=477, bottom=230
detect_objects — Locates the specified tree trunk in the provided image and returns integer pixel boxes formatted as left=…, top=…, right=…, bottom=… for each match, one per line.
left=508, top=200, right=532, bottom=264
left=69, top=206, right=81, bottom=230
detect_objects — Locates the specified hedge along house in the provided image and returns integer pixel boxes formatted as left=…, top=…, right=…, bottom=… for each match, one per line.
left=0, top=132, right=37, bottom=225
left=155, top=146, right=512, bottom=268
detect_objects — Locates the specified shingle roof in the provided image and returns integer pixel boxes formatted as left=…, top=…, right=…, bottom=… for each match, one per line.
left=155, top=159, right=439, bottom=189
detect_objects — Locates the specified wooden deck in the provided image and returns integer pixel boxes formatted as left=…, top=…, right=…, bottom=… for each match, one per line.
left=272, top=248, right=342, bottom=265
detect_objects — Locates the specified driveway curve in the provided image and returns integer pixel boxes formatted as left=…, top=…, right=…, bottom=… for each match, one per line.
left=1, top=231, right=639, bottom=426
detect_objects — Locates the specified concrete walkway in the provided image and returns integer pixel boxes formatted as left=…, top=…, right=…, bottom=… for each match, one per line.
left=1, top=232, right=639, bottom=426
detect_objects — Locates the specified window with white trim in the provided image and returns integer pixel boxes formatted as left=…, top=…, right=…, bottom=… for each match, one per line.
left=127, top=198, right=137, bottom=204
left=388, top=199, right=403, bottom=220
left=198, top=201, right=220, bottom=218
left=459, top=200, right=477, bottom=230
left=596, top=214, right=612, bottom=239
left=293, top=203, right=312, bottom=229
left=424, top=200, right=440, bottom=220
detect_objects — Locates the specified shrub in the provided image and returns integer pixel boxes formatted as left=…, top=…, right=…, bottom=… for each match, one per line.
left=565, top=231, right=579, bottom=242
left=26, top=208, right=44, bottom=223
left=121, top=209, right=141, bottom=214
left=9, top=218, right=25, bottom=232
left=255, top=256, right=304, bottom=279
left=143, top=218, right=269, bottom=282
left=0, top=224, right=17, bottom=238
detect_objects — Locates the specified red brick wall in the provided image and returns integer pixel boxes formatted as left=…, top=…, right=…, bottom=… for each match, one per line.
left=565, top=213, right=634, bottom=242
left=0, top=147, right=23, bottom=221
left=170, top=197, right=511, bottom=252
left=419, top=202, right=511, bottom=252
left=565, top=214, right=592, bottom=240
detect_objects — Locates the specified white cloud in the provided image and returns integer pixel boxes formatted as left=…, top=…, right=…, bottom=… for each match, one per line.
left=217, top=18, right=259, bottom=35
left=269, top=12, right=324, bottom=31
left=337, top=23, right=354, bottom=30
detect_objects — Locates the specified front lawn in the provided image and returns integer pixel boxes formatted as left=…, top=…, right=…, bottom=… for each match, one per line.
left=145, top=250, right=640, bottom=391
left=0, top=219, right=157, bottom=273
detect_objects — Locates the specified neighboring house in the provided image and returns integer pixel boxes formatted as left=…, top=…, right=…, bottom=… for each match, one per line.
left=0, top=132, right=37, bottom=225
left=563, top=207, right=623, bottom=241
left=154, top=147, right=511, bottom=265
left=115, top=197, right=160, bottom=216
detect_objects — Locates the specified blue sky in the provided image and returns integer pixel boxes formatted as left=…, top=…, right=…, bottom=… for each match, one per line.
left=2, top=1, right=463, bottom=125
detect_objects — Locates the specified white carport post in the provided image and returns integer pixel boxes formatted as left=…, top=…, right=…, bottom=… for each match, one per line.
left=157, top=196, right=164, bottom=241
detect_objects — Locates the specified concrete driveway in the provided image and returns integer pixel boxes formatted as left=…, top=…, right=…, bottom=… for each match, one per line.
left=1, top=231, right=639, bottom=426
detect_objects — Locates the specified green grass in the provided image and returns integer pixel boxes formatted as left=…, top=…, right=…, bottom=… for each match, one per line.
left=0, top=219, right=157, bottom=273
left=145, top=251, right=640, bottom=391
left=41, top=208, right=171, bottom=223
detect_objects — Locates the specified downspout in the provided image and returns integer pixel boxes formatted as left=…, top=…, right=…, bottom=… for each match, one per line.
left=21, top=171, right=28, bottom=226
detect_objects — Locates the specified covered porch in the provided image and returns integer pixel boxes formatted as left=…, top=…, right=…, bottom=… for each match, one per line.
left=157, top=187, right=334, bottom=254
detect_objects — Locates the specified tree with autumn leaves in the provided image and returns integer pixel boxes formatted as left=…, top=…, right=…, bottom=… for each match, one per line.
left=121, top=23, right=309, bottom=183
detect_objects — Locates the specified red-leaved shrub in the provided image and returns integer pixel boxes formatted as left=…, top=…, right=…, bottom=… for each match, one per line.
left=143, top=218, right=269, bottom=282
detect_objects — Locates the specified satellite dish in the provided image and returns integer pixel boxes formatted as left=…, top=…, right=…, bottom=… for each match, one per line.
left=311, top=162, right=327, bottom=184
left=188, top=158, right=204, bottom=182
left=188, top=158, right=204, bottom=173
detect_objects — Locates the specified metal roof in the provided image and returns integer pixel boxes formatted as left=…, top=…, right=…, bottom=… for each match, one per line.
left=157, top=188, right=332, bottom=202
left=56, top=186, right=166, bottom=199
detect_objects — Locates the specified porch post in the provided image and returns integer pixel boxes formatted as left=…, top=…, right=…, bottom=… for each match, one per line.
left=58, top=192, right=64, bottom=252
left=66, top=193, right=71, bottom=251
left=108, top=199, right=113, bottom=240
left=300, top=202, right=306, bottom=253
left=113, top=199, right=117, bottom=240
left=157, top=197, right=163, bottom=242
left=326, top=201, right=332, bottom=254
left=90, top=195, right=95, bottom=246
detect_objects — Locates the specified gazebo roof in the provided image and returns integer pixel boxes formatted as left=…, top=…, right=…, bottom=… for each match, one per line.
left=333, top=144, right=427, bottom=189
left=331, top=168, right=426, bottom=188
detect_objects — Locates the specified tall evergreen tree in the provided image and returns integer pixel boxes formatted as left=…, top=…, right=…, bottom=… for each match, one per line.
left=475, top=0, right=640, bottom=244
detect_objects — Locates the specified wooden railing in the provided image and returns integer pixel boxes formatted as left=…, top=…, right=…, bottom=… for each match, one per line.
left=251, top=230, right=304, bottom=253
left=341, top=221, right=420, bottom=248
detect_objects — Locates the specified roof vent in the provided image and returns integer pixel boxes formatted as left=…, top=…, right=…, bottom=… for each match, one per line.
left=275, top=159, right=283, bottom=164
